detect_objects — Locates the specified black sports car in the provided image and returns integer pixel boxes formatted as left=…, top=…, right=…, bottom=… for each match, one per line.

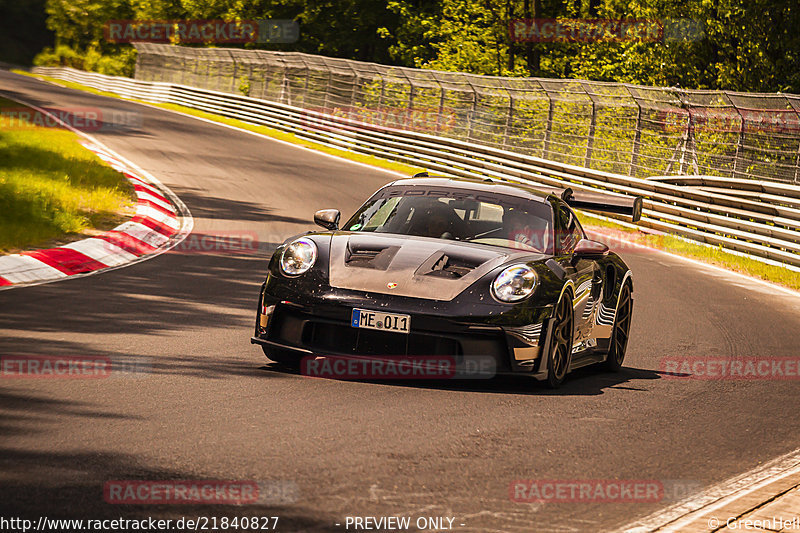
left=251, top=175, right=642, bottom=388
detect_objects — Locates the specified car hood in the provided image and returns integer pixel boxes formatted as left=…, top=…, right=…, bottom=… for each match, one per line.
left=328, top=232, right=544, bottom=301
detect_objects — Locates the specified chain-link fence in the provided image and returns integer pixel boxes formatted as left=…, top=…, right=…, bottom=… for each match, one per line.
left=134, top=43, right=800, bottom=183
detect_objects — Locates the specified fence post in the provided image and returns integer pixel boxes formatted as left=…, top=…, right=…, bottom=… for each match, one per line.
left=401, top=69, right=415, bottom=131
left=279, top=57, right=289, bottom=104
left=229, top=51, right=238, bottom=95
left=625, top=86, right=642, bottom=177
left=795, top=140, right=800, bottom=184
left=301, top=57, right=310, bottom=107
left=435, top=75, right=446, bottom=134
left=322, top=68, right=332, bottom=112
left=502, top=95, right=514, bottom=148
left=349, top=64, right=358, bottom=111
left=543, top=95, right=554, bottom=160
left=675, top=90, right=691, bottom=175
left=731, top=97, right=746, bottom=180
left=464, top=77, right=478, bottom=143
left=791, top=98, right=800, bottom=184
left=584, top=98, right=597, bottom=169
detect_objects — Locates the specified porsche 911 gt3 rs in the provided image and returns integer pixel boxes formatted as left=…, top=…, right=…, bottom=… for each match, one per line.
left=251, top=174, right=641, bottom=388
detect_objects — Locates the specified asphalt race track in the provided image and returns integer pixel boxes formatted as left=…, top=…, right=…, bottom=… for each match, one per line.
left=2, top=70, right=800, bottom=532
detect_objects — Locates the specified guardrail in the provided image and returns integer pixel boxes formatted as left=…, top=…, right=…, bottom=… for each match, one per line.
left=29, top=66, right=800, bottom=268
left=132, top=42, right=800, bottom=185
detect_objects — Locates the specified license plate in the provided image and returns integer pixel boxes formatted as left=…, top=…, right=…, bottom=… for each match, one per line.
left=351, top=308, right=410, bottom=334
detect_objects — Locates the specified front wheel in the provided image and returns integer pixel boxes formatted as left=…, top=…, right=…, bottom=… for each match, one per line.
left=546, top=292, right=574, bottom=389
left=262, top=346, right=302, bottom=370
left=604, top=282, right=632, bottom=372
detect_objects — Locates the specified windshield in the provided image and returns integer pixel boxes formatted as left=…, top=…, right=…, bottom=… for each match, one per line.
left=343, top=187, right=553, bottom=253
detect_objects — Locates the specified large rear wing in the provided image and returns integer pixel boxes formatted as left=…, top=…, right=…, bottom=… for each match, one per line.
left=560, top=188, right=643, bottom=223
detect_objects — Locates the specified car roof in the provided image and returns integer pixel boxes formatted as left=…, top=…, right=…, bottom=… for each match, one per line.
left=384, top=176, right=559, bottom=205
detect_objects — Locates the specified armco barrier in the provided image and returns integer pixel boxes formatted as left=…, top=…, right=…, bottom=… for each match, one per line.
left=29, top=66, right=800, bottom=268
left=131, top=42, right=800, bottom=185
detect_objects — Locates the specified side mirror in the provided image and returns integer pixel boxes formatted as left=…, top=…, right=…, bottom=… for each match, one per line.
left=573, top=239, right=609, bottom=260
left=314, top=209, right=340, bottom=231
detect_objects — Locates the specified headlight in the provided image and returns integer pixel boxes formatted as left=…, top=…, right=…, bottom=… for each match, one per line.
left=491, top=264, right=537, bottom=302
left=280, top=237, right=317, bottom=276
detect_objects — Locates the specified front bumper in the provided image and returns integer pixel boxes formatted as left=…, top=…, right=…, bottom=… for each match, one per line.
left=251, top=281, right=556, bottom=376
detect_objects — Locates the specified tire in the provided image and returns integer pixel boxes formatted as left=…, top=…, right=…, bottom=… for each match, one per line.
left=261, top=346, right=302, bottom=370
left=604, top=282, right=632, bottom=372
left=546, top=291, right=574, bottom=389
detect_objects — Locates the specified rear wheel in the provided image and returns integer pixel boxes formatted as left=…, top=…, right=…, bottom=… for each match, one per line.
left=546, top=292, right=574, bottom=389
left=604, top=282, right=632, bottom=372
left=261, top=346, right=302, bottom=370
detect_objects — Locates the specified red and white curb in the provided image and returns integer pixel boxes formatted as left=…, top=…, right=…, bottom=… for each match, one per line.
left=0, top=97, right=192, bottom=290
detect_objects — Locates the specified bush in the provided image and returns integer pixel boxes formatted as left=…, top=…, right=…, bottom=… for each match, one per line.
left=33, top=44, right=82, bottom=69
left=33, top=44, right=135, bottom=77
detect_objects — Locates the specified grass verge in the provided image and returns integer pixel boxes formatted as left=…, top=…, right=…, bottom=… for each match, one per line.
left=0, top=96, right=135, bottom=253
left=15, top=70, right=799, bottom=292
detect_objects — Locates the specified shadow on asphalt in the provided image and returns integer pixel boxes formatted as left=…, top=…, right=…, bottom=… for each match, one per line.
left=0, top=386, right=334, bottom=528
left=259, top=362, right=664, bottom=396
left=0, top=234, right=279, bottom=336
left=0, top=446, right=336, bottom=530
left=0, top=389, right=143, bottom=438
left=170, top=186, right=309, bottom=224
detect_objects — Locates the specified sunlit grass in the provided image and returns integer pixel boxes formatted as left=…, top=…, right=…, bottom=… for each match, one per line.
left=0, top=96, right=135, bottom=252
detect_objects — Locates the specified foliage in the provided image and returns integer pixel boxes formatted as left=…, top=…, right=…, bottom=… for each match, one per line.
left=238, top=74, right=251, bottom=96
left=34, top=0, right=800, bottom=93
left=34, top=45, right=136, bottom=77
left=385, top=0, right=800, bottom=93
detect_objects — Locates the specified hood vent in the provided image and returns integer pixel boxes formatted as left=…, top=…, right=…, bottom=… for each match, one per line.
left=427, top=254, right=475, bottom=279
left=345, top=242, right=400, bottom=270
left=417, top=248, right=497, bottom=279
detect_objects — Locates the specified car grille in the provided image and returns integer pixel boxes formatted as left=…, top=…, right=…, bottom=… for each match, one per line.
left=305, top=321, right=461, bottom=356
left=267, top=307, right=486, bottom=357
left=265, top=306, right=514, bottom=371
